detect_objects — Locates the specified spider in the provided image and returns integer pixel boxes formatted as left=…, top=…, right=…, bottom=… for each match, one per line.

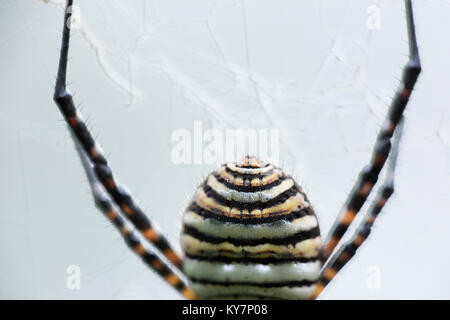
left=53, top=0, right=421, bottom=300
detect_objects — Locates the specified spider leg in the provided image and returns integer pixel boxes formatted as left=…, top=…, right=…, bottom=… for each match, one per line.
left=312, top=119, right=404, bottom=299
left=319, top=0, right=421, bottom=263
left=74, top=141, right=196, bottom=299
left=54, top=0, right=183, bottom=274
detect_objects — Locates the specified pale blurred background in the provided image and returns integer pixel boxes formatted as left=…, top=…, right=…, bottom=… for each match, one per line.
left=1, top=0, right=449, bottom=299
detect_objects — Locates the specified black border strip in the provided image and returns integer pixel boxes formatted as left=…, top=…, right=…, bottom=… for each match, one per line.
left=1, top=300, right=442, bottom=318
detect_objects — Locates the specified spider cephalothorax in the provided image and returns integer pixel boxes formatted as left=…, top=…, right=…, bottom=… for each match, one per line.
left=181, top=156, right=322, bottom=299
left=53, top=0, right=420, bottom=299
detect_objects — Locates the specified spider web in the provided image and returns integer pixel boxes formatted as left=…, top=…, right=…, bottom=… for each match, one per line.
left=50, top=0, right=406, bottom=222
left=2, top=0, right=450, bottom=299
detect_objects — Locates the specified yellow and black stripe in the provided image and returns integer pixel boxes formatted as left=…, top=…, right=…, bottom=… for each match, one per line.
left=54, top=0, right=183, bottom=273
left=181, top=156, right=322, bottom=299
left=55, top=0, right=421, bottom=300
left=319, top=0, right=421, bottom=264
left=312, top=181, right=395, bottom=299
left=54, top=0, right=190, bottom=298
left=75, top=145, right=196, bottom=299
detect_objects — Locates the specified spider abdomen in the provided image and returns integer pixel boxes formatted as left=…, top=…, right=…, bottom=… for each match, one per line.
left=181, top=157, right=322, bottom=299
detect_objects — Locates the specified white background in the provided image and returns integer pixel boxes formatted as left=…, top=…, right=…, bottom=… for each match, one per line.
left=1, top=0, right=450, bottom=299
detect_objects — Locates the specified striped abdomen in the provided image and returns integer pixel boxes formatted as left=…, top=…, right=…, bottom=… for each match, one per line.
left=181, top=157, right=322, bottom=299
